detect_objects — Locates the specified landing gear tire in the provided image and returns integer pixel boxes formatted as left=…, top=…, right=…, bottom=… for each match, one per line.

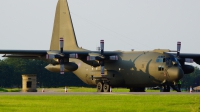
left=130, top=88, right=134, bottom=92
left=163, top=85, right=170, bottom=92
left=170, top=84, right=181, bottom=92
left=130, top=87, right=145, bottom=92
left=103, top=83, right=110, bottom=92
left=97, top=82, right=103, bottom=92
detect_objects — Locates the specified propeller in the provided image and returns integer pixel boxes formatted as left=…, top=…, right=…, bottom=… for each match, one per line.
left=86, top=40, right=118, bottom=76
left=46, top=38, right=79, bottom=74
left=46, top=37, right=66, bottom=74
left=100, top=40, right=104, bottom=76
left=177, top=41, right=181, bottom=58
left=59, top=38, right=65, bottom=74
left=60, top=59, right=65, bottom=74
left=176, top=41, right=194, bottom=74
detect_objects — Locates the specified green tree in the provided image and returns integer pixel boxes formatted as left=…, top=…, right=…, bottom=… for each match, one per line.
left=182, top=67, right=200, bottom=88
left=0, top=58, right=88, bottom=88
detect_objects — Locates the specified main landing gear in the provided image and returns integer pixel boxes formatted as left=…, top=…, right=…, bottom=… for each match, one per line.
left=97, top=81, right=111, bottom=92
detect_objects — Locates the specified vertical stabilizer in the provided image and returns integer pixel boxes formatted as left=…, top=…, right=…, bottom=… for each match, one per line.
left=50, top=0, right=83, bottom=51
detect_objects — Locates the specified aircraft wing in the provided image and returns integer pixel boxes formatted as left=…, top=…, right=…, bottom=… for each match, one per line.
left=0, top=50, right=47, bottom=58
left=179, top=53, right=200, bottom=65
left=171, top=53, right=200, bottom=65
left=47, top=50, right=122, bottom=61
left=0, top=49, right=121, bottom=60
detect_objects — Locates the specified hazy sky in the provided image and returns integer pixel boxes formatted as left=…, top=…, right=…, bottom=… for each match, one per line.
left=0, top=0, right=200, bottom=66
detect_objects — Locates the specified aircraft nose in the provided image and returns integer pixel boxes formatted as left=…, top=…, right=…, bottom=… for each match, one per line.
left=167, top=66, right=184, bottom=82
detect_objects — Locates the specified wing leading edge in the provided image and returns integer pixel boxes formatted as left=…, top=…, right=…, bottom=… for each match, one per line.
left=0, top=50, right=47, bottom=58
left=171, top=53, right=200, bottom=65
left=0, top=49, right=122, bottom=60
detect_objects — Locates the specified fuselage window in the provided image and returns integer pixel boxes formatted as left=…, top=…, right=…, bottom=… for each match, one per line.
left=158, top=65, right=164, bottom=71
left=156, top=56, right=165, bottom=71
left=158, top=65, right=161, bottom=71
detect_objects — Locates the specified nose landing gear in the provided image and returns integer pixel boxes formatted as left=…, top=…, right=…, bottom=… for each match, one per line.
left=160, top=83, right=181, bottom=92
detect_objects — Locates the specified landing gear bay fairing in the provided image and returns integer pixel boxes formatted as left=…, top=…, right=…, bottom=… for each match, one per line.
left=0, top=0, right=200, bottom=92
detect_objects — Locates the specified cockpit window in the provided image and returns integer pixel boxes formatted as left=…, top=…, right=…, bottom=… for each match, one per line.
left=156, top=56, right=165, bottom=63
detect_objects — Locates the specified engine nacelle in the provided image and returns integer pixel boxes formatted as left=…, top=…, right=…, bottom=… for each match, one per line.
left=45, top=62, right=78, bottom=72
left=109, top=55, right=118, bottom=60
left=182, top=65, right=194, bottom=74
left=64, top=62, right=78, bottom=71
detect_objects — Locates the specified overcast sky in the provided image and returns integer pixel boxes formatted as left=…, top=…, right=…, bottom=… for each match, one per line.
left=0, top=0, right=200, bottom=66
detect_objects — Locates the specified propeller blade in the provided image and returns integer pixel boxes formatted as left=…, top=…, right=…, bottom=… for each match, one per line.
left=60, top=64, right=64, bottom=74
left=101, top=65, right=104, bottom=76
left=177, top=41, right=181, bottom=57
left=100, top=40, right=105, bottom=76
left=60, top=38, right=64, bottom=53
left=60, top=59, right=64, bottom=74
left=100, top=60, right=105, bottom=76
left=100, top=40, right=104, bottom=55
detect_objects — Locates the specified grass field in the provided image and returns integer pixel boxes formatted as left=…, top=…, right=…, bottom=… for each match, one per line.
left=0, top=87, right=175, bottom=92
left=0, top=88, right=20, bottom=92
left=0, top=94, right=200, bottom=112
left=0, top=87, right=199, bottom=112
left=37, top=87, right=131, bottom=92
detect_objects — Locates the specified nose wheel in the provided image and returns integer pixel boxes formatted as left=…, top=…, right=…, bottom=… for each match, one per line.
left=160, top=83, right=181, bottom=92
left=163, top=85, right=170, bottom=92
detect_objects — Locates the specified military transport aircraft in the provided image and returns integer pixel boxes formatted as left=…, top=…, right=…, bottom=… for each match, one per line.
left=0, top=0, right=200, bottom=92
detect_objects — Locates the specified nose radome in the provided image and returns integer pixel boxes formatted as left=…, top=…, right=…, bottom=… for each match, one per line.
left=167, top=67, right=184, bottom=82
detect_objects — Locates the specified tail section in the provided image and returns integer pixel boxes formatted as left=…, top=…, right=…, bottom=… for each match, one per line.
left=50, top=0, right=83, bottom=51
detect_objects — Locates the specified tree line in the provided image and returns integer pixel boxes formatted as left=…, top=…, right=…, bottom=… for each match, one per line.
left=0, top=58, right=88, bottom=88
left=0, top=58, right=200, bottom=88
left=181, top=66, right=200, bottom=88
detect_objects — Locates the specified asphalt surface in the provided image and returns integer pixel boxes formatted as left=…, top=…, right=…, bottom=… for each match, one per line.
left=0, top=92, right=199, bottom=95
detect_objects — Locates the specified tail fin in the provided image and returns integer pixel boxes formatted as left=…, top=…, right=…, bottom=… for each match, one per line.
left=50, top=0, right=83, bottom=51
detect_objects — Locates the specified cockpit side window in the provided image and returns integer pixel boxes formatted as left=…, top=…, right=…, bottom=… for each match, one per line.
left=156, top=56, right=165, bottom=63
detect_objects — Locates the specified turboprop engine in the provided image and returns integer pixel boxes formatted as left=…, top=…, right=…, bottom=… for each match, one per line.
left=182, top=65, right=194, bottom=74
left=45, top=62, right=78, bottom=72
left=46, top=38, right=79, bottom=74
left=174, top=42, right=195, bottom=74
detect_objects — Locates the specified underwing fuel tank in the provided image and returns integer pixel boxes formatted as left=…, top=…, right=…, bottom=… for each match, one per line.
left=45, top=63, right=78, bottom=72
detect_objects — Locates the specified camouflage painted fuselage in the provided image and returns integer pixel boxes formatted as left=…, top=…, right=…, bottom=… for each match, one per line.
left=72, top=50, right=183, bottom=87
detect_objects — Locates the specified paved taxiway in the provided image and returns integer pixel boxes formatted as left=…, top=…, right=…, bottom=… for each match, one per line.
left=0, top=92, right=199, bottom=95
